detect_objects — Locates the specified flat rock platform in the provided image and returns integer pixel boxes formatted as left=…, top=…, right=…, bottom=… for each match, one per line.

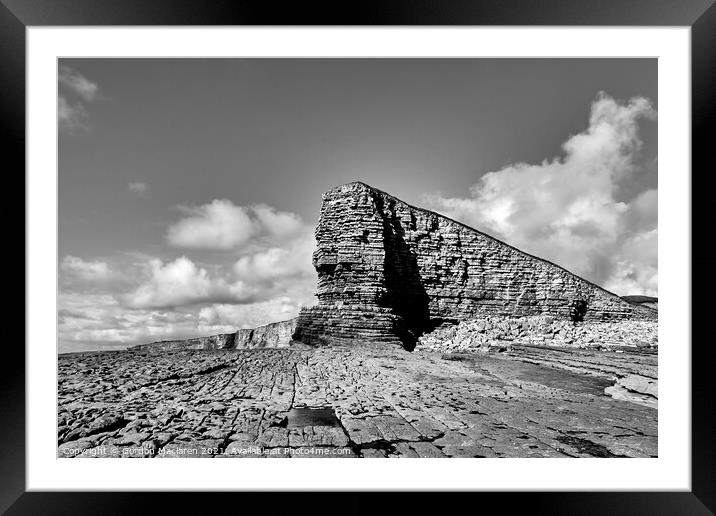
left=58, top=345, right=657, bottom=458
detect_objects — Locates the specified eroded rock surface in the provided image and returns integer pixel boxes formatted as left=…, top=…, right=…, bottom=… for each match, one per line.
left=58, top=346, right=657, bottom=458
left=293, top=182, right=655, bottom=349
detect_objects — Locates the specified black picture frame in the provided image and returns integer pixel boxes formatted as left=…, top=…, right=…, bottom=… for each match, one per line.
left=4, top=0, right=714, bottom=513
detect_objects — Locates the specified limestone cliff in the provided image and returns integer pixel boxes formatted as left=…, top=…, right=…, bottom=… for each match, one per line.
left=293, top=182, right=656, bottom=349
left=233, top=318, right=299, bottom=349
left=129, top=318, right=298, bottom=352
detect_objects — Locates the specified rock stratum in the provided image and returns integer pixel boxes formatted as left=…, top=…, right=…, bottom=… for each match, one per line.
left=293, top=182, right=655, bottom=349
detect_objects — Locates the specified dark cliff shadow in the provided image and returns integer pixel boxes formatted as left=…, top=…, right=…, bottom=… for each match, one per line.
left=375, top=195, right=432, bottom=351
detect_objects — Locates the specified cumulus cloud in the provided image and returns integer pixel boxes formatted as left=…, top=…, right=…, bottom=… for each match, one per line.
left=233, top=231, right=315, bottom=284
left=166, top=200, right=256, bottom=250
left=166, top=200, right=307, bottom=250
left=120, top=236, right=317, bottom=312
left=424, top=92, right=657, bottom=296
left=83, top=199, right=318, bottom=314
left=128, top=182, right=149, bottom=195
left=251, top=204, right=304, bottom=240
left=58, top=65, right=99, bottom=133
left=120, top=256, right=257, bottom=310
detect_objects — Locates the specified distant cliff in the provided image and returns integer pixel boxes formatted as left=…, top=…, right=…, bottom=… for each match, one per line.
left=621, top=295, right=658, bottom=311
left=129, top=318, right=298, bottom=352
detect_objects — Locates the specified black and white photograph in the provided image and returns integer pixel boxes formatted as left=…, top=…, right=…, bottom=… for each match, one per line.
left=57, top=58, right=658, bottom=460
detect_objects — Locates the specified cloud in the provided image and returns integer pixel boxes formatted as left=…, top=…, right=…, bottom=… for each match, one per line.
left=120, top=256, right=257, bottom=310
left=128, top=182, right=149, bottom=195
left=166, top=200, right=257, bottom=250
left=69, top=200, right=318, bottom=313
left=424, top=92, right=657, bottom=296
left=121, top=234, right=317, bottom=311
left=59, top=65, right=99, bottom=102
left=59, top=255, right=127, bottom=294
left=61, top=255, right=111, bottom=282
left=166, top=200, right=308, bottom=251
left=251, top=204, right=304, bottom=240
left=58, top=96, right=89, bottom=132
left=59, top=255, right=136, bottom=294
left=233, top=230, right=315, bottom=284
left=58, top=65, right=99, bottom=133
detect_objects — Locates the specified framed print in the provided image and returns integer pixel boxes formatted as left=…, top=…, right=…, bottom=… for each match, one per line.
left=5, top=0, right=714, bottom=513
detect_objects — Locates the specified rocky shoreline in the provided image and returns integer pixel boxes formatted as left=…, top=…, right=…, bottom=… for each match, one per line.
left=58, top=344, right=657, bottom=459
left=417, top=316, right=658, bottom=353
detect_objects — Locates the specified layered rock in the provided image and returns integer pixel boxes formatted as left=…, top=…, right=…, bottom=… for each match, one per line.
left=293, top=182, right=655, bottom=349
left=233, top=318, right=299, bottom=349
left=605, top=375, right=658, bottom=408
left=129, top=318, right=298, bottom=352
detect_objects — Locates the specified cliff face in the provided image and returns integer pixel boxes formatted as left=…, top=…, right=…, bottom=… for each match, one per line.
left=129, top=318, right=298, bottom=352
left=293, top=182, right=655, bottom=349
left=233, top=318, right=298, bottom=349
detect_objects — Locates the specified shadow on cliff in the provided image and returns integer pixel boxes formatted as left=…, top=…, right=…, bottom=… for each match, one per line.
left=376, top=196, right=432, bottom=351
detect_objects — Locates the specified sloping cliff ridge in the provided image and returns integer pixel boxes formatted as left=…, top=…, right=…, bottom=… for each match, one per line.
left=129, top=318, right=298, bottom=352
left=293, top=182, right=655, bottom=349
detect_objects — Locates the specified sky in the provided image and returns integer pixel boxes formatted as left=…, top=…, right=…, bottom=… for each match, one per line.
left=58, top=58, right=657, bottom=352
